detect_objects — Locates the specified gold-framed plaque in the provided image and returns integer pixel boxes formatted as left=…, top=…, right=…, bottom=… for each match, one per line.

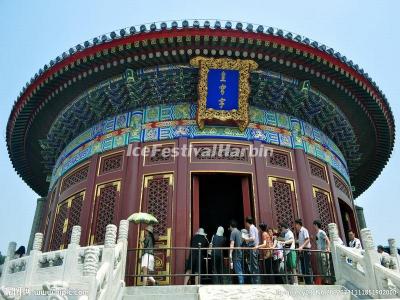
left=190, top=57, right=258, bottom=131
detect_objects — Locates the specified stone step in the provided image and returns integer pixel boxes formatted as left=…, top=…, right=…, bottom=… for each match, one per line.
left=123, top=284, right=357, bottom=300
left=123, top=285, right=199, bottom=300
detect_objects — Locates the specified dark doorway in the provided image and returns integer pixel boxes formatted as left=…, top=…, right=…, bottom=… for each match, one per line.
left=192, top=173, right=253, bottom=242
left=339, top=199, right=358, bottom=243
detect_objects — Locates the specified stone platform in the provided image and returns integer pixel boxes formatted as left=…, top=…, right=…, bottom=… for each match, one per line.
left=123, top=285, right=357, bottom=300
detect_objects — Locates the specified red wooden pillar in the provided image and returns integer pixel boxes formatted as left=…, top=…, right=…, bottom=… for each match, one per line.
left=241, top=176, right=252, bottom=220
left=173, top=137, right=190, bottom=284
left=293, top=150, right=319, bottom=237
left=326, top=165, right=346, bottom=242
left=253, top=141, right=272, bottom=226
left=121, top=142, right=142, bottom=285
left=79, top=154, right=99, bottom=246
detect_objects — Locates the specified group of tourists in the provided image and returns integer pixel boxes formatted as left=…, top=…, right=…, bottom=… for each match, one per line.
left=182, top=217, right=362, bottom=285
left=139, top=217, right=365, bottom=286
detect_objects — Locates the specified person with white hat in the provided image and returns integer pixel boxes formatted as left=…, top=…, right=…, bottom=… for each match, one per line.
left=141, top=225, right=156, bottom=286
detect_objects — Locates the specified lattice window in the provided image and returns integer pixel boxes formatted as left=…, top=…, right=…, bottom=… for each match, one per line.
left=315, top=189, right=333, bottom=233
left=61, top=165, right=89, bottom=192
left=65, top=194, right=84, bottom=243
left=50, top=202, right=68, bottom=251
left=100, top=153, right=123, bottom=174
left=193, top=144, right=248, bottom=162
left=146, top=177, right=171, bottom=236
left=269, top=151, right=291, bottom=169
left=309, top=160, right=327, bottom=181
left=334, top=175, right=351, bottom=198
left=148, top=146, right=174, bottom=164
left=270, top=178, right=296, bottom=229
left=93, top=183, right=119, bottom=244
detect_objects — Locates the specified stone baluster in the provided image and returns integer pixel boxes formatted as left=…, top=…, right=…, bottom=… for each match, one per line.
left=104, top=224, right=117, bottom=248
left=328, top=223, right=343, bottom=284
left=360, top=228, right=380, bottom=290
left=32, top=233, right=43, bottom=251
left=69, top=225, right=81, bottom=247
left=118, top=220, right=129, bottom=243
left=63, top=226, right=82, bottom=283
left=117, top=220, right=129, bottom=283
left=6, top=241, right=17, bottom=259
left=388, top=238, right=399, bottom=271
left=83, top=247, right=100, bottom=276
left=24, top=233, right=44, bottom=287
left=0, top=241, right=17, bottom=284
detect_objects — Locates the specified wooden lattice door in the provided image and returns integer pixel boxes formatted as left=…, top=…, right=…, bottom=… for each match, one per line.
left=136, top=173, right=173, bottom=285
left=89, top=181, right=121, bottom=245
left=49, top=191, right=85, bottom=250
left=268, top=177, right=298, bottom=230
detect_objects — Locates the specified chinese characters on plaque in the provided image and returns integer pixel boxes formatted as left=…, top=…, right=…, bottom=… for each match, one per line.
left=190, top=57, right=258, bottom=131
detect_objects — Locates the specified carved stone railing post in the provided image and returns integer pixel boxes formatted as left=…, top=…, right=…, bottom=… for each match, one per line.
left=388, top=238, right=399, bottom=271
left=24, top=232, right=44, bottom=287
left=63, top=225, right=82, bottom=283
left=117, top=220, right=129, bottom=282
left=82, top=247, right=100, bottom=300
left=118, top=220, right=129, bottom=243
left=32, top=233, right=43, bottom=251
left=69, top=225, right=81, bottom=247
left=0, top=242, right=17, bottom=285
left=104, top=224, right=117, bottom=248
left=360, top=228, right=380, bottom=290
left=328, top=223, right=343, bottom=284
left=83, top=247, right=100, bottom=276
left=6, top=241, right=17, bottom=259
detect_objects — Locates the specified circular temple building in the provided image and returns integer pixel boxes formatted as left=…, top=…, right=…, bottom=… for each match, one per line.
left=6, top=20, right=395, bottom=284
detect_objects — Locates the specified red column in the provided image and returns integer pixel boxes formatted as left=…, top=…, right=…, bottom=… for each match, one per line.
left=121, top=142, right=142, bottom=286
left=78, top=154, right=99, bottom=246
left=326, top=165, right=346, bottom=242
left=293, top=150, right=319, bottom=236
left=253, top=141, right=272, bottom=226
left=173, top=137, right=190, bottom=284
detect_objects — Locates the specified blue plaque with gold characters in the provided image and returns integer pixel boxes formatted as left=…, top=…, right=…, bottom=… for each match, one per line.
left=190, top=57, right=258, bottom=131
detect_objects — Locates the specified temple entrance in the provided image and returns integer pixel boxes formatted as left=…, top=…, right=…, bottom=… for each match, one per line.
left=339, top=199, right=358, bottom=242
left=192, top=173, right=253, bottom=241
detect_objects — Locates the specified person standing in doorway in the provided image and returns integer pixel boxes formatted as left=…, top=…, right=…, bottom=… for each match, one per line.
left=244, top=216, right=260, bottom=284
left=210, top=226, right=226, bottom=284
left=348, top=231, right=362, bottom=249
left=229, top=220, right=244, bottom=284
left=295, top=219, right=312, bottom=284
left=184, top=228, right=209, bottom=285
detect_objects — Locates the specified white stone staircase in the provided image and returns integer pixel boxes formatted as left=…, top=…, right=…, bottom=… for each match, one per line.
left=1, top=222, right=400, bottom=299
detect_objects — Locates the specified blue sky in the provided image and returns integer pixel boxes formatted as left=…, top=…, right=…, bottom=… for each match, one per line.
left=0, top=0, right=399, bottom=254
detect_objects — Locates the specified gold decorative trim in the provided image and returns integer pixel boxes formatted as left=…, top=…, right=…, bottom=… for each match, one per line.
left=190, top=57, right=258, bottom=131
